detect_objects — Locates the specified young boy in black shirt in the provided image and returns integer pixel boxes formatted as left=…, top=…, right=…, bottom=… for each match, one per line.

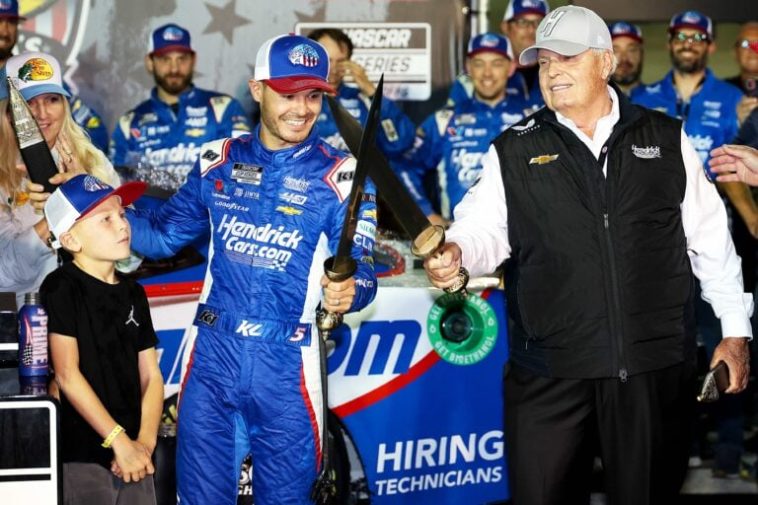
left=40, top=174, right=163, bottom=504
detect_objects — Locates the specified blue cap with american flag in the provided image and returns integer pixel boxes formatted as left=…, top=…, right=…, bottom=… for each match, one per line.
left=254, top=34, right=335, bottom=95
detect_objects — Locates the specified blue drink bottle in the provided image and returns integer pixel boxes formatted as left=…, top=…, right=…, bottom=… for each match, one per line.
left=18, top=292, right=48, bottom=377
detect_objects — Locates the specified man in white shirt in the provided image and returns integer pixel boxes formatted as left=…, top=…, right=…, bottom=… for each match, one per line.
left=425, top=6, right=752, bottom=504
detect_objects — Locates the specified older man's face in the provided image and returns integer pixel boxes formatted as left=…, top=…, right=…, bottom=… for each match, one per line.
left=537, top=48, right=610, bottom=117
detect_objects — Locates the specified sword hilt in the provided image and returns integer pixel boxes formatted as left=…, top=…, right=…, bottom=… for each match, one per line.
left=443, top=267, right=470, bottom=297
left=411, top=224, right=470, bottom=295
left=316, top=256, right=357, bottom=340
left=411, top=224, right=445, bottom=258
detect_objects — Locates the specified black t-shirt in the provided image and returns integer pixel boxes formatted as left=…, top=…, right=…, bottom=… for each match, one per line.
left=40, top=262, right=158, bottom=468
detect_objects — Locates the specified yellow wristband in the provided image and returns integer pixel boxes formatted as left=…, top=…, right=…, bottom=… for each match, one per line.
left=101, top=424, right=125, bottom=449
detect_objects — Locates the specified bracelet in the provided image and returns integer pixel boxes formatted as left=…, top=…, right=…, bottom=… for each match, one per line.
left=101, top=424, right=125, bottom=448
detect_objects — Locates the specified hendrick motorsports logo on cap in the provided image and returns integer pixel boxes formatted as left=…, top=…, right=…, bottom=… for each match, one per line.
left=427, top=293, right=498, bottom=366
left=18, top=58, right=54, bottom=82
left=479, top=34, right=501, bottom=48
left=162, top=26, right=184, bottom=41
left=681, top=11, right=702, bottom=24
left=288, top=43, right=320, bottom=67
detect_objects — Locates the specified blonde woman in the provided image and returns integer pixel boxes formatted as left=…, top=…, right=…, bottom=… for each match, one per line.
left=0, top=51, right=119, bottom=309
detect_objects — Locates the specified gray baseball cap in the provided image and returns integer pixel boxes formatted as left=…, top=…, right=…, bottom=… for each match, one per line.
left=519, top=5, right=612, bottom=66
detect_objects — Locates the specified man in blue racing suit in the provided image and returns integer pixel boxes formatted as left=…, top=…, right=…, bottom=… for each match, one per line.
left=307, top=28, right=416, bottom=160
left=632, top=11, right=743, bottom=170
left=110, top=23, right=251, bottom=192
left=447, top=0, right=549, bottom=114
left=398, top=33, right=526, bottom=224
left=127, top=34, right=377, bottom=504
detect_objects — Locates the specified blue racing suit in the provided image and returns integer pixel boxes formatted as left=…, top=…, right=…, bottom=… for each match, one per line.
left=447, top=68, right=544, bottom=114
left=631, top=69, right=743, bottom=175
left=127, top=126, right=377, bottom=505
left=63, top=83, right=109, bottom=153
left=110, top=85, right=252, bottom=191
left=316, top=84, right=415, bottom=158
left=398, top=95, right=526, bottom=218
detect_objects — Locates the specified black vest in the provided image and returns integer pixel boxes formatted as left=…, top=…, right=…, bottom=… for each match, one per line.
left=495, top=94, right=696, bottom=379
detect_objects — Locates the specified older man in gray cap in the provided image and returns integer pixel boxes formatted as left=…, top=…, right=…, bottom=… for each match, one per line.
left=424, top=5, right=752, bottom=504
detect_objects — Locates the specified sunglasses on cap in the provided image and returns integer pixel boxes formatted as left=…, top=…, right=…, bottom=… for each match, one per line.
left=737, top=39, right=758, bottom=53
left=670, top=31, right=710, bottom=44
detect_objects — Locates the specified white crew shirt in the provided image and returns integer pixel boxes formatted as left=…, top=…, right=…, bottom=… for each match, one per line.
left=446, top=86, right=753, bottom=339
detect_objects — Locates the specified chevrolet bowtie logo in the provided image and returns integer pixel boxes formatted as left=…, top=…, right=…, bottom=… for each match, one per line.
left=276, top=205, right=303, bottom=216
left=529, top=154, right=559, bottom=165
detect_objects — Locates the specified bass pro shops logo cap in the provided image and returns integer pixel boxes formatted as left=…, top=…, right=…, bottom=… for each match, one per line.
left=3, top=51, right=71, bottom=101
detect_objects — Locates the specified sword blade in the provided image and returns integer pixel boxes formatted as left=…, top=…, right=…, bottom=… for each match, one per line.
left=333, top=75, right=385, bottom=270
left=326, top=94, right=430, bottom=239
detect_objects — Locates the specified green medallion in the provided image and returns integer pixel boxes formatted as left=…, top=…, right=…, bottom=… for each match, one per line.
left=427, top=292, right=498, bottom=366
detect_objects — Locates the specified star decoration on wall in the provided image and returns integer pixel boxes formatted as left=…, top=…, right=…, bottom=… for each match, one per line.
left=203, top=1, right=251, bottom=44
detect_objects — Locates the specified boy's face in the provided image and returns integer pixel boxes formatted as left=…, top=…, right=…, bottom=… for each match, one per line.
left=65, top=196, right=132, bottom=260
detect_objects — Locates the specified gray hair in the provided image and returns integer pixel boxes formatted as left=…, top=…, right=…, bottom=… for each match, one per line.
left=591, top=48, right=617, bottom=81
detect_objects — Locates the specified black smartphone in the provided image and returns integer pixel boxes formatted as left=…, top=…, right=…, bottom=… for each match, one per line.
left=697, top=361, right=730, bottom=403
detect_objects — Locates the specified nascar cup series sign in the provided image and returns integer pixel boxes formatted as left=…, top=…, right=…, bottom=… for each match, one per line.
left=296, top=22, right=431, bottom=101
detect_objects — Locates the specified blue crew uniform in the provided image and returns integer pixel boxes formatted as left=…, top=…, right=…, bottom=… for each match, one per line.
left=110, top=85, right=252, bottom=191
left=632, top=69, right=743, bottom=173
left=398, top=96, right=526, bottom=218
left=316, top=84, right=415, bottom=158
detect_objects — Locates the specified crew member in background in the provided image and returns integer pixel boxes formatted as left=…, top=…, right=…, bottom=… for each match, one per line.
left=726, top=21, right=758, bottom=125
left=447, top=0, right=549, bottom=113
left=0, top=1, right=19, bottom=64
left=633, top=10, right=754, bottom=478
left=0, top=0, right=109, bottom=152
left=609, top=21, right=644, bottom=96
left=307, top=27, right=415, bottom=160
left=398, top=33, right=525, bottom=226
left=110, top=23, right=251, bottom=192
